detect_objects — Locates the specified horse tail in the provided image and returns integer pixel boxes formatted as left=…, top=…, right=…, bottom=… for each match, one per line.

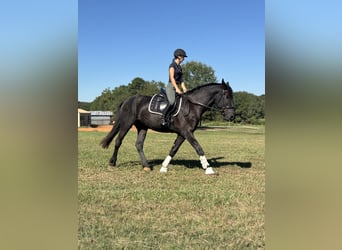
left=100, top=102, right=123, bottom=149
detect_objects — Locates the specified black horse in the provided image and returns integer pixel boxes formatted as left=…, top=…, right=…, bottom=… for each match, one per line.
left=100, top=79, right=235, bottom=175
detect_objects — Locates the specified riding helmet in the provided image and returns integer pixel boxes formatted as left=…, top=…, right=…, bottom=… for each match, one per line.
left=174, top=48, right=188, bottom=58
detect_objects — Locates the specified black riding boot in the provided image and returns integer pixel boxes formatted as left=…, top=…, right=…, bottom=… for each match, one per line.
left=161, top=104, right=172, bottom=126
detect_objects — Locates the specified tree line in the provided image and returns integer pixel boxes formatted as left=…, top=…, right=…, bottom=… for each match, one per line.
left=78, top=61, right=264, bottom=125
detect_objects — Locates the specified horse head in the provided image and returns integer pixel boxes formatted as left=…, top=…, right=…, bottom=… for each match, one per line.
left=219, top=79, right=235, bottom=121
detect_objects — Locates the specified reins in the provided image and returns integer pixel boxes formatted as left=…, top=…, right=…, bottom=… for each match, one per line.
left=187, top=90, right=234, bottom=112
left=188, top=98, right=221, bottom=112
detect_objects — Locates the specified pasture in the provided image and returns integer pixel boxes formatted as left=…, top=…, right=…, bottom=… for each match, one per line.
left=78, top=126, right=265, bottom=249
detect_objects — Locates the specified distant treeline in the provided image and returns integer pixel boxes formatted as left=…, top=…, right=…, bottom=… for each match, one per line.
left=78, top=61, right=264, bottom=125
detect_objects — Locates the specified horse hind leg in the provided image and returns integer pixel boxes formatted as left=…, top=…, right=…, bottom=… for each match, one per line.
left=106, top=96, right=138, bottom=167
left=109, top=125, right=132, bottom=167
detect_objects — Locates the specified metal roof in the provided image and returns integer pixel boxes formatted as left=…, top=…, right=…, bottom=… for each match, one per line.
left=78, top=108, right=91, bottom=114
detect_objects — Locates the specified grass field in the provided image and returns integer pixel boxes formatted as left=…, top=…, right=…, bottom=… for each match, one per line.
left=78, top=126, right=265, bottom=249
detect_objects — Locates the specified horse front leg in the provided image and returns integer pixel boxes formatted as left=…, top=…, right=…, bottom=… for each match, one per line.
left=183, top=131, right=216, bottom=175
left=136, top=129, right=151, bottom=171
left=160, top=135, right=185, bottom=173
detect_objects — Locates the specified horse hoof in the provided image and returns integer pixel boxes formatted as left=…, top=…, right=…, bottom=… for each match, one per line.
left=108, top=160, right=116, bottom=166
left=207, top=172, right=219, bottom=176
left=107, top=165, right=117, bottom=171
left=143, top=167, right=152, bottom=172
left=160, top=166, right=168, bottom=173
left=205, top=167, right=218, bottom=175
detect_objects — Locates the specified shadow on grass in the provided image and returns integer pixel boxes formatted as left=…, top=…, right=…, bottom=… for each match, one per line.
left=117, top=157, right=251, bottom=169
left=149, top=157, right=252, bottom=169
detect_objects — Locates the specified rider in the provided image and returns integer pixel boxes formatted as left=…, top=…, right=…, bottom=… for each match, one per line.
left=161, top=48, right=188, bottom=126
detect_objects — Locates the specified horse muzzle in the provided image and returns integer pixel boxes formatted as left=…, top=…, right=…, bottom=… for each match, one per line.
left=224, top=114, right=235, bottom=121
left=222, top=107, right=235, bottom=121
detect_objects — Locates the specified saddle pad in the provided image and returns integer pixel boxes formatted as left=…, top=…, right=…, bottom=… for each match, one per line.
left=148, top=94, right=182, bottom=116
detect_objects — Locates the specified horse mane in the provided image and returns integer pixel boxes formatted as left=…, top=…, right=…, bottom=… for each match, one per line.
left=184, top=82, right=221, bottom=95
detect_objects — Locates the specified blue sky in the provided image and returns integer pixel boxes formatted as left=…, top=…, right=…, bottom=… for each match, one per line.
left=79, top=0, right=265, bottom=102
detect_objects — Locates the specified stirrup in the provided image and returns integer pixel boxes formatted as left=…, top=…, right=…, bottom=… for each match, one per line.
left=161, top=111, right=168, bottom=126
left=161, top=117, right=168, bottom=126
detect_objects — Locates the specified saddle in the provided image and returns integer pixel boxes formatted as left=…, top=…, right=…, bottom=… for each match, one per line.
left=148, top=89, right=182, bottom=116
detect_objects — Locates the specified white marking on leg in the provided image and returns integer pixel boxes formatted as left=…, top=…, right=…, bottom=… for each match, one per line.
left=205, top=167, right=216, bottom=175
left=199, top=155, right=210, bottom=169
left=160, top=155, right=172, bottom=173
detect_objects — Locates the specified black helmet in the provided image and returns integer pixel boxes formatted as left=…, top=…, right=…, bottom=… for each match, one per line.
left=174, top=48, right=188, bottom=58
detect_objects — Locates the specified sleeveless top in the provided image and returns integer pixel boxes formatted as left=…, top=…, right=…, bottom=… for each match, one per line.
left=169, top=60, right=183, bottom=84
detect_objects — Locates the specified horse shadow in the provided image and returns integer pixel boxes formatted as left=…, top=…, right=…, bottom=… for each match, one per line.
left=149, top=157, right=252, bottom=169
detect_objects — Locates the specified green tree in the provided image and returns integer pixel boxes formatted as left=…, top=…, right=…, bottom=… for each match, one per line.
left=90, top=88, right=116, bottom=111
left=146, top=80, right=165, bottom=95
left=78, top=101, right=91, bottom=110
left=182, top=61, right=217, bottom=89
left=128, top=77, right=163, bottom=96
left=109, top=85, right=130, bottom=114
left=128, top=77, right=146, bottom=95
left=233, top=92, right=265, bottom=124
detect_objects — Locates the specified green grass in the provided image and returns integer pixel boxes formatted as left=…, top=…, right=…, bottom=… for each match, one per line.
left=78, top=126, right=265, bottom=249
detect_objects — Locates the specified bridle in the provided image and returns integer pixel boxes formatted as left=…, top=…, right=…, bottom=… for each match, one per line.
left=188, top=89, right=235, bottom=113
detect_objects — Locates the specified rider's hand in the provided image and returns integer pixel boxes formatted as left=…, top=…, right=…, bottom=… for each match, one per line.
left=181, top=82, right=187, bottom=93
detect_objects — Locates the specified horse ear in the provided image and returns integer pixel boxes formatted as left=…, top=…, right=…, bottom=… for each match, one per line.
left=222, top=78, right=229, bottom=89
